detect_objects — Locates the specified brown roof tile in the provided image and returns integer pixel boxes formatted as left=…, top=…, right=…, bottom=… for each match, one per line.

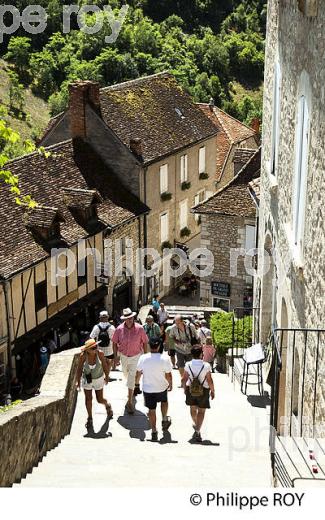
left=198, top=104, right=257, bottom=181
left=0, top=140, right=148, bottom=279
left=23, top=206, right=65, bottom=228
left=98, top=73, right=218, bottom=164
left=62, top=188, right=103, bottom=209
left=192, top=148, right=261, bottom=218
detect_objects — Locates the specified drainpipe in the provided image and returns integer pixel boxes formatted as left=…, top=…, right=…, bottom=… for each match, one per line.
left=1, top=278, right=13, bottom=402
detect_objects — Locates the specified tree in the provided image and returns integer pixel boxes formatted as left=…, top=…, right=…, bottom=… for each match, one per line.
left=8, top=71, right=25, bottom=117
left=4, top=37, right=31, bottom=81
left=0, top=113, right=36, bottom=207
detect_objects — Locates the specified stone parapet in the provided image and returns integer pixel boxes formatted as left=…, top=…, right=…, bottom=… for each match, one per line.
left=0, top=348, right=79, bottom=487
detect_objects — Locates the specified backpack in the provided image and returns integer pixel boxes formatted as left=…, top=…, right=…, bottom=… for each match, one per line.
left=188, top=365, right=206, bottom=397
left=97, top=325, right=110, bottom=348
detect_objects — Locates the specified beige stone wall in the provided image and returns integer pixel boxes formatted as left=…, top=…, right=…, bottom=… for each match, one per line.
left=0, top=348, right=79, bottom=487
left=145, top=137, right=217, bottom=254
left=200, top=213, right=255, bottom=310
left=257, top=0, right=325, bottom=434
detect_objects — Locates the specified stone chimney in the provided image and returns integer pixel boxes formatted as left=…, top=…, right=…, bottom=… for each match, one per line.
left=130, top=138, right=143, bottom=158
left=209, top=97, right=215, bottom=112
left=250, top=117, right=261, bottom=135
left=69, top=81, right=101, bottom=140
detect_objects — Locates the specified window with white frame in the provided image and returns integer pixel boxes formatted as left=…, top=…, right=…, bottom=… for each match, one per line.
left=199, top=146, right=206, bottom=174
left=160, top=212, right=169, bottom=243
left=245, top=225, right=256, bottom=252
left=160, top=164, right=168, bottom=194
left=179, top=200, right=188, bottom=230
left=197, top=189, right=206, bottom=203
left=293, top=94, right=310, bottom=255
left=270, top=61, right=282, bottom=176
left=180, top=154, right=188, bottom=183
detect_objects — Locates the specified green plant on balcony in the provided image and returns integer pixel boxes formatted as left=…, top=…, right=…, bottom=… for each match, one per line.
left=181, top=181, right=191, bottom=191
left=161, top=240, right=172, bottom=251
left=180, top=226, right=191, bottom=237
left=160, top=191, right=172, bottom=201
left=199, top=172, right=209, bottom=180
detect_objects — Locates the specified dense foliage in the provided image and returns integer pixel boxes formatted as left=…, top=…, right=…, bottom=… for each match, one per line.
left=210, top=312, right=252, bottom=355
left=0, top=1, right=266, bottom=124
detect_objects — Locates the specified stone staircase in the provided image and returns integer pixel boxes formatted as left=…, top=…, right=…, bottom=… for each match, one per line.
left=16, top=368, right=272, bottom=487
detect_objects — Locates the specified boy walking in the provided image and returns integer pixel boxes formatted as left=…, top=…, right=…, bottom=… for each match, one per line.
left=182, top=346, right=215, bottom=443
left=136, top=337, right=173, bottom=441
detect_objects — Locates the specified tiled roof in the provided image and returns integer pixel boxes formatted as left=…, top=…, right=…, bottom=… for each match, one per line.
left=233, top=148, right=257, bottom=165
left=198, top=104, right=257, bottom=181
left=23, top=206, right=65, bottom=228
left=248, top=177, right=261, bottom=207
left=192, top=148, right=261, bottom=218
left=38, top=112, right=64, bottom=144
left=98, top=73, right=218, bottom=164
left=0, top=140, right=148, bottom=279
left=62, top=188, right=103, bottom=209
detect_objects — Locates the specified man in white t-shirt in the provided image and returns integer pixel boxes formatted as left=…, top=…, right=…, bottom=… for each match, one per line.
left=182, top=345, right=215, bottom=443
left=90, top=311, right=116, bottom=376
left=136, top=336, right=173, bottom=441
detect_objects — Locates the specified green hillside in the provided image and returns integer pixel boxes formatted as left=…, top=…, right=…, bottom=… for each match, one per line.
left=0, top=59, right=50, bottom=156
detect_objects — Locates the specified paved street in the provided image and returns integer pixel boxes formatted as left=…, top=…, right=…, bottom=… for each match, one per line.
left=18, top=368, right=272, bottom=487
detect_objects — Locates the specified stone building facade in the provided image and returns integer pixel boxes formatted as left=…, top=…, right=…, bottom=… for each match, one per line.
left=41, top=74, right=218, bottom=299
left=256, top=0, right=325, bottom=437
left=193, top=149, right=260, bottom=311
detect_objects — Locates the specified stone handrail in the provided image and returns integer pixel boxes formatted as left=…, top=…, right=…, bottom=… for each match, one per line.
left=0, top=348, right=80, bottom=487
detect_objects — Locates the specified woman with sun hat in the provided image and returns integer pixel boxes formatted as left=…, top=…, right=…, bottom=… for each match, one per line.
left=76, top=338, right=113, bottom=430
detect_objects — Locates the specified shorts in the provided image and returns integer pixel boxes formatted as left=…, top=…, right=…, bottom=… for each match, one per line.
left=185, top=387, right=210, bottom=409
left=120, top=353, right=141, bottom=389
left=168, top=349, right=176, bottom=357
left=143, top=390, right=168, bottom=410
left=105, top=353, right=114, bottom=360
left=176, top=351, right=192, bottom=368
left=82, top=375, right=105, bottom=391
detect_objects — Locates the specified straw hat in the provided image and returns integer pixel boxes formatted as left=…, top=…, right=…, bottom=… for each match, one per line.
left=120, top=308, right=137, bottom=320
left=81, top=338, right=101, bottom=352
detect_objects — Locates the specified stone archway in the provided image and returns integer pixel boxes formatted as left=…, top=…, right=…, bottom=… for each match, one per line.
left=278, top=298, right=288, bottom=434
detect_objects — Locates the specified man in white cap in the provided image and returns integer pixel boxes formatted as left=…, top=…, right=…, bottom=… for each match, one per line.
left=112, top=308, right=148, bottom=414
left=90, top=311, right=116, bottom=377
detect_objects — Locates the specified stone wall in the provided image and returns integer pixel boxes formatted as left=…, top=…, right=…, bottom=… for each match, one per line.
left=257, top=0, right=325, bottom=433
left=200, top=213, right=255, bottom=310
left=0, top=348, right=79, bottom=487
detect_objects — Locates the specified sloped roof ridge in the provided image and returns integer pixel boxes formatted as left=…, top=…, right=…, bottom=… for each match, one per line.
left=100, top=71, right=172, bottom=92
left=193, top=146, right=261, bottom=210
left=6, top=139, right=73, bottom=168
left=214, top=107, right=256, bottom=143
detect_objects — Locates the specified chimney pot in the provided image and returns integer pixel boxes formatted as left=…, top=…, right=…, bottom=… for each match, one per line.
left=209, top=97, right=215, bottom=111
left=130, top=138, right=143, bottom=158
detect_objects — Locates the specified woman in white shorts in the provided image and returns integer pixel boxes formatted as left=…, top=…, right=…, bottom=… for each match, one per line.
left=76, top=338, right=113, bottom=430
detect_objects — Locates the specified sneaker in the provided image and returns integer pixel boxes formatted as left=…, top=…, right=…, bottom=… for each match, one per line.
left=162, top=416, right=172, bottom=431
left=151, top=431, right=158, bottom=442
left=133, top=385, right=142, bottom=396
left=192, top=431, right=202, bottom=443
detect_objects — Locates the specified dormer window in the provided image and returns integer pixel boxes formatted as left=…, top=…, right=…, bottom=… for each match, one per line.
left=23, top=205, right=65, bottom=244
left=62, top=188, right=103, bottom=230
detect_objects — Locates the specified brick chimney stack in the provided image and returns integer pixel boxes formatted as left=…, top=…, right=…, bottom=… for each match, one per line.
left=130, top=138, right=143, bottom=158
left=69, top=81, right=101, bottom=140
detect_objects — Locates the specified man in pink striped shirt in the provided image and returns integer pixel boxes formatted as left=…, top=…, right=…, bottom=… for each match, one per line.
left=112, top=308, right=148, bottom=414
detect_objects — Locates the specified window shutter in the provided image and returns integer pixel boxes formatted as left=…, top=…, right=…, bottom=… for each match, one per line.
left=180, top=200, right=188, bottom=229
left=180, top=155, right=188, bottom=183
left=160, top=164, right=168, bottom=194
left=194, top=195, right=200, bottom=221
left=293, top=96, right=310, bottom=251
left=245, top=225, right=256, bottom=252
left=160, top=213, right=169, bottom=243
left=199, top=147, right=206, bottom=174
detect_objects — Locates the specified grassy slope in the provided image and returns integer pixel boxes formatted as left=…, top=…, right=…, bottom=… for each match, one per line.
left=0, top=59, right=50, bottom=143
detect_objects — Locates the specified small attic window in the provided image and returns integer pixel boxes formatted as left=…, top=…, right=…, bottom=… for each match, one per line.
left=175, top=107, right=185, bottom=119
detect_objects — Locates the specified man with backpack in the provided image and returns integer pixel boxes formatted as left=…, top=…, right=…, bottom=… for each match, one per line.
left=182, top=345, right=215, bottom=443
left=168, top=314, right=198, bottom=377
left=90, top=311, right=116, bottom=377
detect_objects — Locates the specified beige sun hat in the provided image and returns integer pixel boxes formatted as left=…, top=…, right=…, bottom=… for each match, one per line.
left=81, top=338, right=101, bottom=352
left=120, top=308, right=137, bottom=320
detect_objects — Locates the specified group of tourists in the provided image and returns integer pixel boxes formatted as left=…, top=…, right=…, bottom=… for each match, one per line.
left=75, top=305, right=216, bottom=443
